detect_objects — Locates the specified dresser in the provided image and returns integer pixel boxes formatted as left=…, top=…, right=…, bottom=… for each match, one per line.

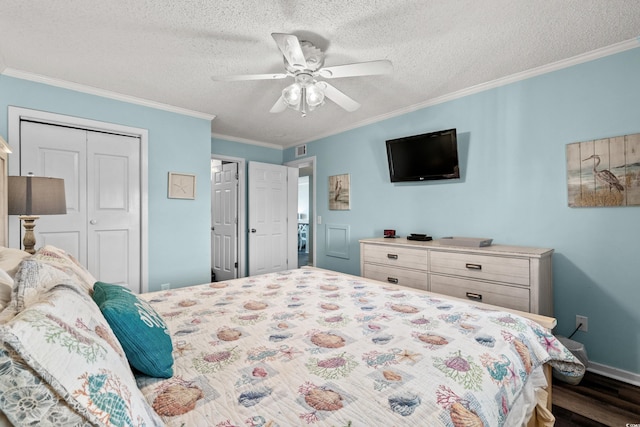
left=359, top=238, right=553, bottom=316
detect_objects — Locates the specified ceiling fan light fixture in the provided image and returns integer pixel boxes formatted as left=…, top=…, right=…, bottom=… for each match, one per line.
left=282, top=83, right=302, bottom=107
left=213, top=33, right=393, bottom=116
left=282, top=80, right=325, bottom=115
left=306, top=83, right=325, bottom=108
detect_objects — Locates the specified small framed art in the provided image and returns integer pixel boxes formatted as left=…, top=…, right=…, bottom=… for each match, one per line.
left=329, top=173, right=350, bottom=210
left=168, top=172, right=196, bottom=199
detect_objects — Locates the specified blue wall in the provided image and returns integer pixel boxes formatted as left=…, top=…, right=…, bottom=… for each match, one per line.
left=284, top=47, right=640, bottom=375
left=2, top=45, right=638, bottom=376
left=0, top=75, right=213, bottom=290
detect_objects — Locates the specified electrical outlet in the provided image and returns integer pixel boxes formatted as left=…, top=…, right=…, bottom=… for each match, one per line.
left=161, top=283, right=170, bottom=291
left=575, top=315, right=588, bottom=332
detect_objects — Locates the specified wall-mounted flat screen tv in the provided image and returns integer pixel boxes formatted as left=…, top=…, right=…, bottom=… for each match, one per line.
left=386, top=128, right=460, bottom=182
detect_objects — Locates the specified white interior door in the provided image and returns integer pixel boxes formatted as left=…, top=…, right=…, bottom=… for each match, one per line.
left=20, top=121, right=141, bottom=292
left=248, top=161, right=297, bottom=276
left=211, top=161, right=238, bottom=281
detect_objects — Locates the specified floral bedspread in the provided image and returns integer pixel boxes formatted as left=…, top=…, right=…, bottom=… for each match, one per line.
left=136, top=267, right=582, bottom=427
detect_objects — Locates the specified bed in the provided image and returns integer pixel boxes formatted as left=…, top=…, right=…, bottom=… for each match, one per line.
left=0, top=245, right=584, bottom=427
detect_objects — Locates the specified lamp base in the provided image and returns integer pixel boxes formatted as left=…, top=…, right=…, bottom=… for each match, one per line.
left=18, top=215, right=40, bottom=255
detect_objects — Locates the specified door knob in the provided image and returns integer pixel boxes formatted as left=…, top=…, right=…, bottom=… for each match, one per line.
left=250, top=228, right=257, bottom=233
left=90, top=220, right=97, bottom=225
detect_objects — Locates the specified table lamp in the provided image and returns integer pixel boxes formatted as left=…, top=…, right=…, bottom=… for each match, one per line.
left=8, top=174, right=67, bottom=254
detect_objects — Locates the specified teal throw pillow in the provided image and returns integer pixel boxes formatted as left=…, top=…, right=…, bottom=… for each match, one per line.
left=92, top=281, right=173, bottom=378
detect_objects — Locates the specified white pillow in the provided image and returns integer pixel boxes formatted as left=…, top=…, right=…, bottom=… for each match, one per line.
left=0, top=247, right=30, bottom=278
left=0, top=268, right=14, bottom=312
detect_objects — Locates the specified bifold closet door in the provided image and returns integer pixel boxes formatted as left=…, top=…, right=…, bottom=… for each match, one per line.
left=86, top=131, right=140, bottom=290
left=20, top=121, right=141, bottom=292
left=20, top=122, right=88, bottom=261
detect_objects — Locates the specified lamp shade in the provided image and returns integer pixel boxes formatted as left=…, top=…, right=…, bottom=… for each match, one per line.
left=8, top=176, right=67, bottom=216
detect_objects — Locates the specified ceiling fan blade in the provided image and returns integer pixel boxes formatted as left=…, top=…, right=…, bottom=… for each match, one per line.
left=270, top=95, right=288, bottom=113
left=271, top=33, right=308, bottom=69
left=318, top=60, right=393, bottom=79
left=318, top=82, right=361, bottom=112
left=212, top=73, right=288, bottom=82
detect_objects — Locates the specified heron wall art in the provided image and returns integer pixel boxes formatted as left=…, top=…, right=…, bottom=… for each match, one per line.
left=566, top=133, right=640, bottom=207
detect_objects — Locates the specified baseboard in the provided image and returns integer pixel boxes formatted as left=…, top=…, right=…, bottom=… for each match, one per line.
left=587, top=361, right=640, bottom=387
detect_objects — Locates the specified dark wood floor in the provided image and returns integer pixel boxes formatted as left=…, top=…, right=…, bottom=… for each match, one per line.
left=298, top=250, right=309, bottom=267
left=552, top=371, right=640, bottom=426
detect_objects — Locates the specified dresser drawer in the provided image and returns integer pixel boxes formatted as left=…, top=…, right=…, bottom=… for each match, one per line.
left=430, top=274, right=530, bottom=312
left=430, top=251, right=530, bottom=286
left=363, top=263, right=428, bottom=291
left=362, top=244, right=428, bottom=271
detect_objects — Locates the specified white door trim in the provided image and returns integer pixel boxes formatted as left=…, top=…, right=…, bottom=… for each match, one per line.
left=8, top=106, right=149, bottom=292
left=211, top=154, right=246, bottom=278
left=286, top=166, right=299, bottom=269
left=285, top=156, right=316, bottom=267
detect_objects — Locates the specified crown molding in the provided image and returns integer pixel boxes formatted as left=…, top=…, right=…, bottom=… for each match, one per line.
left=4, top=37, right=638, bottom=150
left=1, top=68, right=216, bottom=121
left=290, top=37, right=640, bottom=147
left=211, top=132, right=283, bottom=150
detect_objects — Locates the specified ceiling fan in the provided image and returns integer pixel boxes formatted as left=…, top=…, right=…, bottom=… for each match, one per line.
left=211, top=33, right=393, bottom=116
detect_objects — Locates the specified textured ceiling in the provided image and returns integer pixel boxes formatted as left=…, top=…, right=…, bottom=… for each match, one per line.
left=1, top=1, right=639, bottom=148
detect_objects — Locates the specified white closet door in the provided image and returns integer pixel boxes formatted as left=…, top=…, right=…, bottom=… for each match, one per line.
left=87, top=131, right=140, bottom=289
left=20, top=121, right=141, bottom=292
left=20, top=121, right=88, bottom=262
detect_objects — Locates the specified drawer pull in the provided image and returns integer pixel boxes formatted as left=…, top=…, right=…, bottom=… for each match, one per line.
left=387, top=254, right=398, bottom=260
left=465, top=263, right=482, bottom=270
left=387, top=277, right=399, bottom=284
left=466, top=292, right=482, bottom=301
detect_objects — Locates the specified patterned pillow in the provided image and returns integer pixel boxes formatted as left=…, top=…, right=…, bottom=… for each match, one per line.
left=92, top=281, right=174, bottom=378
left=31, top=245, right=96, bottom=293
left=0, top=342, right=92, bottom=426
left=0, top=285, right=163, bottom=427
left=11, top=258, right=87, bottom=312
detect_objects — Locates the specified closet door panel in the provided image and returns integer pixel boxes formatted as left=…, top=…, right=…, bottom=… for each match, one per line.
left=20, top=121, right=87, bottom=262
left=87, top=131, right=140, bottom=290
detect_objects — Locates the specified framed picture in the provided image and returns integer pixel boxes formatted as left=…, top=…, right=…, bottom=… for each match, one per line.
left=168, top=172, right=196, bottom=199
left=566, top=133, right=640, bottom=207
left=329, top=173, right=350, bottom=210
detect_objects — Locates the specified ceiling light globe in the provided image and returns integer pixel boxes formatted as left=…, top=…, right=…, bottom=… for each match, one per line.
left=306, top=84, right=325, bottom=107
left=282, top=83, right=302, bottom=106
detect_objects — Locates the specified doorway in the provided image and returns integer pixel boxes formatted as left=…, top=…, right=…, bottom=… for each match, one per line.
left=297, top=175, right=310, bottom=267
left=286, top=157, right=316, bottom=267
